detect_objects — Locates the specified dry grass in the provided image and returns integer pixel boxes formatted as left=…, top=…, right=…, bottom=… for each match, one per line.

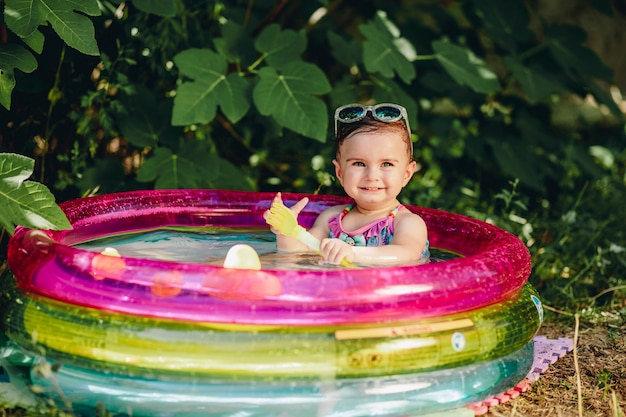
left=487, top=313, right=626, bottom=417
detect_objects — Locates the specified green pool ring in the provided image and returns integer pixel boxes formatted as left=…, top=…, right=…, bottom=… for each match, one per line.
left=3, top=281, right=542, bottom=380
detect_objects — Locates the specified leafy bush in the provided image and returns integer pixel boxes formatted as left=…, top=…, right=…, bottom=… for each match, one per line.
left=1, top=0, right=625, bottom=308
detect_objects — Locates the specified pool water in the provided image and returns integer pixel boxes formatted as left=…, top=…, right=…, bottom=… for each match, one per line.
left=75, top=227, right=460, bottom=268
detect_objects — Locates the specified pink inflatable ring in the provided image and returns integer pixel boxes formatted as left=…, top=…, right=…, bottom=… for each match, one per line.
left=7, top=190, right=531, bottom=326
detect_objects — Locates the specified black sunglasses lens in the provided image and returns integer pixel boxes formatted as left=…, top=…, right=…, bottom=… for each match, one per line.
left=375, top=106, right=402, bottom=121
left=338, top=107, right=365, bottom=121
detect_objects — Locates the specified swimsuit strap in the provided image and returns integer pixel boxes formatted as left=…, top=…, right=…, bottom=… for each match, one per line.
left=340, top=204, right=401, bottom=220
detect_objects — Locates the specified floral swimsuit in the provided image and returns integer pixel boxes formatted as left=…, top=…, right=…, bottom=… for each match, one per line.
left=328, top=204, right=430, bottom=262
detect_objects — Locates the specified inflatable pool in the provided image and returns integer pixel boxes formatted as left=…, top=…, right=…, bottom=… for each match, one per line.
left=0, top=189, right=541, bottom=416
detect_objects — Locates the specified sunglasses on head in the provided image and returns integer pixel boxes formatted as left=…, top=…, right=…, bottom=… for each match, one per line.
left=334, top=103, right=411, bottom=137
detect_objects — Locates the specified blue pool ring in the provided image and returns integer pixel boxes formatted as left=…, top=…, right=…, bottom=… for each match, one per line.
left=29, top=341, right=534, bottom=417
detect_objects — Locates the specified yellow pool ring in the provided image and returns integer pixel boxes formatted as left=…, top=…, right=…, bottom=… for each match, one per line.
left=4, top=283, right=541, bottom=380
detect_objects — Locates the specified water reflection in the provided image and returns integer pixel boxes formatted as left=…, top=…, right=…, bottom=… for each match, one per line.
left=76, top=227, right=460, bottom=269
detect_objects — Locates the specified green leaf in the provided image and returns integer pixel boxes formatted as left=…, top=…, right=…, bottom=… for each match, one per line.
left=432, top=39, right=501, bottom=94
left=5, top=0, right=101, bottom=55
left=371, top=77, right=419, bottom=130
left=177, top=140, right=251, bottom=190
left=418, top=69, right=458, bottom=94
left=135, top=147, right=171, bottom=182
left=132, top=0, right=177, bottom=17
left=252, top=62, right=331, bottom=142
left=255, top=24, right=307, bottom=68
left=178, top=140, right=217, bottom=174
left=77, top=158, right=126, bottom=195
left=0, top=44, right=38, bottom=110
left=574, top=145, right=604, bottom=178
left=211, top=158, right=253, bottom=190
left=153, top=160, right=199, bottom=190
left=213, top=20, right=256, bottom=66
left=503, top=56, right=565, bottom=102
left=515, top=107, right=561, bottom=148
left=329, top=76, right=360, bottom=108
left=0, top=153, right=33, bottom=186
left=116, top=87, right=177, bottom=148
left=137, top=142, right=222, bottom=190
left=472, top=0, right=533, bottom=51
left=22, top=29, right=45, bottom=54
left=546, top=25, right=613, bottom=81
left=489, top=140, right=545, bottom=192
left=585, top=81, right=623, bottom=117
left=172, top=48, right=250, bottom=125
left=0, top=153, right=71, bottom=234
left=176, top=48, right=227, bottom=81
left=328, top=31, right=362, bottom=68
left=360, top=11, right=416, bottom=84
left=5, top=0, right=44, bottom=36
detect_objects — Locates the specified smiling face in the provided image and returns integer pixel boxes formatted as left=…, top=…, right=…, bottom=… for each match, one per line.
left=333, top=127, right=417, bottom=212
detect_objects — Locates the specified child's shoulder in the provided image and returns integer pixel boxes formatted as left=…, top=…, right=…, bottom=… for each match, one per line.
left=311, top=204, right=349, bottom=231
left=396, top=205, right=426, bottom=224
left=320, top=204, right=350, bottom=218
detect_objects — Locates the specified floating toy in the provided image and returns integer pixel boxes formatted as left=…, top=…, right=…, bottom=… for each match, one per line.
left=222, top=244, right=262, bottom=269
left=0, top=190, right=541, bottom=416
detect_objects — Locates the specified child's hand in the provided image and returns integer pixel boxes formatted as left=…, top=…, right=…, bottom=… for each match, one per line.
left=319, top=238, right=355, bottom=265
left=263, top=192, right=309, bottom=235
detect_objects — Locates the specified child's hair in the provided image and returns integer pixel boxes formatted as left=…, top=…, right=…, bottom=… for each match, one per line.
left=335, top=116, right=413, bottom=161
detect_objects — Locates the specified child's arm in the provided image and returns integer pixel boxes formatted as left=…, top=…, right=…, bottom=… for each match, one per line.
left=319, top=212, right=428, bottom=265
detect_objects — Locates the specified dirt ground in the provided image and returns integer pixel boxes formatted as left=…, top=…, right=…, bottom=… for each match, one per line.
left=486, top=313, right=626, bottom=417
